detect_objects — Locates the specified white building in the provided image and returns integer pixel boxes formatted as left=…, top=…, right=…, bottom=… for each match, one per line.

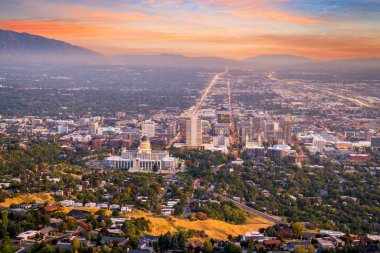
left=141, top=120, right=156, bottom=138
left=106, top=136, right=178, bottom=173
left=185, top=113, right=202, bottom=147
left=313, top=135, right=327, bottom=150
left=89, top=118, right=99, bottom=135
left=16, top=230, right=39, bottom=241
left=57, top=125, right=69, bottom=134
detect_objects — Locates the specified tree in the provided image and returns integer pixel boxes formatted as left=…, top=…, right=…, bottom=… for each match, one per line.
left=292, top=222, right=305, bottom=238
left=307, top=245, right=315, bottom=253
left=202, top=240, right=213, bottom=253
left=224, top=243, right=242, bottom=253
left=177, top=231, right=186, bottom=250
left=195, top=212, right=207, bottom=220
left=72, top=237, right=81, bottom=252
left=0, top=236, right=12, bottom=253
left=295, top=245, right=307, bottom=253
left=1, top=211, right=8, bottom=237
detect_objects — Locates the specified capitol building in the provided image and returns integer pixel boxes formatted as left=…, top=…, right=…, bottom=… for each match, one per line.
left=106, top=136, right=178, bottom=173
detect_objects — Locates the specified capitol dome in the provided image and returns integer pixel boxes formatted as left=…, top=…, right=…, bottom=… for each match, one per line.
left=138, top=135, right=152, bottom=154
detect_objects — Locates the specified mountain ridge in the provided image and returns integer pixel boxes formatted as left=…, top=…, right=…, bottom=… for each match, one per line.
left=0, top=29, right=103, bottom=64
left=0, top=29, right=379, bottom=68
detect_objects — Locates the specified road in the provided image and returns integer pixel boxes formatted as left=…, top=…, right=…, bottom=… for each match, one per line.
left=227, top=80, right=239, bottom=146
left=305, top=85, right=375, bottom=108
left=212, top=163, right=225, bottom=174
left=214, top=193, right=287, bottom=225
left=324, top=90, right=373, bottom=108
left=192, top=68, right=228, bottom=113
left=166, top=132, right=180, bottom=149
left=182, top=193, right=194, bottom=219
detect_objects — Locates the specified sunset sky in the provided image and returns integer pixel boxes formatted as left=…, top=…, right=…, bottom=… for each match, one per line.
left=0, top=0, right=379, bottom=60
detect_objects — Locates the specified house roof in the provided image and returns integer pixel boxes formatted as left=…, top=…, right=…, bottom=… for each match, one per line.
left=39, top=226, right=55, bottom=234
left=264, top=240, right=282, bottom=245
left=43, top=205, right=57, bottom=212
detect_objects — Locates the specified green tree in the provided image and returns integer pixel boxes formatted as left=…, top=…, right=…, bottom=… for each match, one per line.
left=1, top=211, right=8, bottom=237
left=0, top=236, right=12, bottom=253
left=202, top=240, right=213, bottom=253
left=72, top=237, right=81, bottom=252
left=295, top=245, right=307, bottom=253
left=292, top=222, right=305, bottom=238
left=224, top=243, right=242, bottom=253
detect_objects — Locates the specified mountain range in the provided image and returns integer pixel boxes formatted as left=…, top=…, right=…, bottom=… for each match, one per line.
left=0, top=29, right=379, bottom=69
left=0, top=29, right=102, bottom=64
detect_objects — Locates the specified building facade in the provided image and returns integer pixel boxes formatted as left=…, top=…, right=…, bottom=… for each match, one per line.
left=141, top=120, right=156, bottom=138
left=106, top=136, right=178, bottom=172
left=185, top=113, right=202, bottom=147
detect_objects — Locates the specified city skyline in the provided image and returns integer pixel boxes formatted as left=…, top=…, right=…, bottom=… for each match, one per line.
left=1, top=0, right=379, bottom=60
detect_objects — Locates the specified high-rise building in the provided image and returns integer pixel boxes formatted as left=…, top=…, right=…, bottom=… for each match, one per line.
left=88, top=117, right=101, bottom=135
left=178, top=114, right=189, bottom=142
left=141, top=120, right=156, bottom=138
left=237, top=121, right=255, bottom=144
left=264, top=121, right=279, bottom=140
left=282, top=118, right=292, bottom=144
left=371, top=136, right=380, bottom=150
left=185, top=114, right=202, bottom=147
left=201, top=120, right=212, bottom=144
left=213, top=134, right=230, bottom=147
left=89, top=121, right=99, bottom=135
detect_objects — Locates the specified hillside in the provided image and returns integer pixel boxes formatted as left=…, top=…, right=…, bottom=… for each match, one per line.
left=128, top=210, right=273, bottom=240
left=115, top=54, right=238, bottom=68
left=245, top=54, right=314, bottom=66
left=0, top=29, right=103, bottom=64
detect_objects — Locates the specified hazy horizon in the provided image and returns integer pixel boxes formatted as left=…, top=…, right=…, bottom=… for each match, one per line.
left=1, top=0, right=379, bottom=60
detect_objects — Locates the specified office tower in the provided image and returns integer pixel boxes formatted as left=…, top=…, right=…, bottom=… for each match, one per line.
left=251, top=116, right=262, bottom=131
left=141, top=120, right=156, bottom=138
left=213, top=134, right=230, bottom=147
left=179, top=114, right=189, bottom=142
left=264, top=121, right=278, bottom=137
left=212, top=122, right=229, bottom=136
left=237, top=121, right=255, bottom=144
left=371, top=136, right=380, bottom=150
left=185, top=113, right=202, bottom=147
left=89, top=121, right=99, bottom=135
left=201, top=120, right=212, bottom=144
left=283, top=118, right=292, bottom=144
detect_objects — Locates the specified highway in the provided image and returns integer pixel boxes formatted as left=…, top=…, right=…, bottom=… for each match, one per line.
left=214, top=193, right=287, bottom=225
left=192, top=68, right=228, bottom=113
left=305, top=84, right=374, bottom=108
left=324, top=90, right=374, bottom=108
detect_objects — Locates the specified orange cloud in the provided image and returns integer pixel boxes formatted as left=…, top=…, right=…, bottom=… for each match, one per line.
left=0, top=19, right=114, bottom=40
left=2, top=17, right=379, bottom=60
left=207, top=0, right=325, bottom=24
left=0, top=0, right=378, bottom=60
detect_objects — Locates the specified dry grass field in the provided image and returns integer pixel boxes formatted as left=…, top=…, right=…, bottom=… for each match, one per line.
left=127, top=210, right=273, bottom=240
left=0, top=194, right=273, bottom=240
left=0, top=193, right=54, bottom=207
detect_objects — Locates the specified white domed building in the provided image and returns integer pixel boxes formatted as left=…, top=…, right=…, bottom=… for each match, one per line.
left=106, top=136, right=178, bottom=173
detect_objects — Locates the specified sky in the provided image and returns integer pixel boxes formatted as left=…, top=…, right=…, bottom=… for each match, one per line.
left=0, top=0, right=379, bottom=60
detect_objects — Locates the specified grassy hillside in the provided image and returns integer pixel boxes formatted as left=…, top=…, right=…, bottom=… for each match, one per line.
left=0, top=194, right=273, bottom=240
left=128, top=210, right=273, bottom=240
left=0, top=193, right=53, bottom=207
